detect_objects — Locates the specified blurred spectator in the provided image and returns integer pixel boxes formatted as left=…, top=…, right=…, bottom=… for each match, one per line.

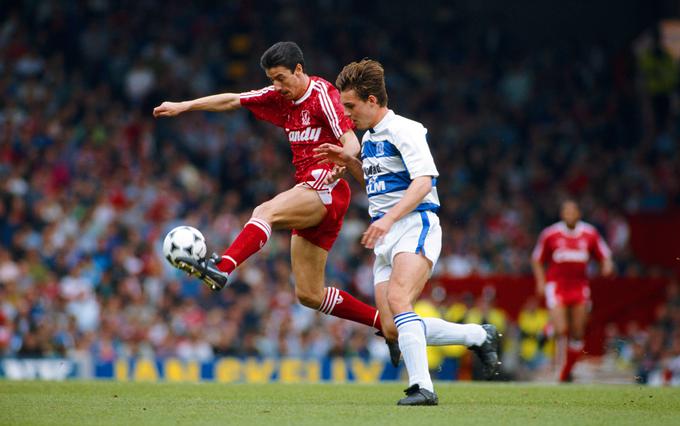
left=637, top=26, right=679, bottom=134
left=517, top=296, right=550, bottom=369
left=602, top=281, right=680, bottom=385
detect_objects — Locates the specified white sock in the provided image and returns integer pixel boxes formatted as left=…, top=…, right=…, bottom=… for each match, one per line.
left=394, top=311, right=433, bottom=392
left=422, top=318, right=487, bottom=347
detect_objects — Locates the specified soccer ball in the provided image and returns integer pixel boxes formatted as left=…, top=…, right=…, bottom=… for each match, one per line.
left=162, top=226, right=207, bottom=266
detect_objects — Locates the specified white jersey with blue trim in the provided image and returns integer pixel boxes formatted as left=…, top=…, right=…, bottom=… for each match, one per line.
left=361, top=110, right=440, bottom=220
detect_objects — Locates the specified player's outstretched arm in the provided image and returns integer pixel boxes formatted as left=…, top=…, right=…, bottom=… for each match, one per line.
left=153, top=93, right=242, bottom=117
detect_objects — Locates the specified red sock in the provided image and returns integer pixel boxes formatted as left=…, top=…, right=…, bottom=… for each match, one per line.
left=560, top=340, right=583, bottom=382
left=217, top=218, right=271, bottom=274
left=318, top=287, right=382, bottom=333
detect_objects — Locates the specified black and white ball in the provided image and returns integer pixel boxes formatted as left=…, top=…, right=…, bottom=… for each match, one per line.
left=162, top=226, right=207, bottom=266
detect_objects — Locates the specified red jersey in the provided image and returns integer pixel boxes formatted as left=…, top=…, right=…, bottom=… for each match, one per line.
left=531, top=221, right=611, bottom=283
left=239, top=76, right=352, bottom=183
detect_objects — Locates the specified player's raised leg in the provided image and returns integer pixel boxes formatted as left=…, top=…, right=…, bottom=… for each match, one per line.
left=184, top=185, right=326, bottom=290
left=376, top=283, right=490, bottom=346
left=177, top=186, right=326, bottom=290
left=224, top=184, right=326, bottom=267
left=376, top=278, right=500, bottom=379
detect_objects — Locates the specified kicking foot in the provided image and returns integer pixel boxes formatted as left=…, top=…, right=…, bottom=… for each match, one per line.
left=175, top=253, right=229, bottom=291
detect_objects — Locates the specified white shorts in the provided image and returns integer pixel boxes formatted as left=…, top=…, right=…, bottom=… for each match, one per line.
left=373, top=210, right=441, bottom=286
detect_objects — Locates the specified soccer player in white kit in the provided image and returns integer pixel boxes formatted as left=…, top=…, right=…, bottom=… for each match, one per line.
left=316, top=60, right=501, bottom=405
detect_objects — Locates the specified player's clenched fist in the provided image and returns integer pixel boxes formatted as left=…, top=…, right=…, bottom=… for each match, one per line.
left=153, top=101, right=188, bottom=117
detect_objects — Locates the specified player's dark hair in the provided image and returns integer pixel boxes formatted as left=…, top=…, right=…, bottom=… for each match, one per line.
left=335, top=59, right=388, bottom=107
left=561, top=198, right=579, bottom=209
left=260, top=41, right=305, bottom=72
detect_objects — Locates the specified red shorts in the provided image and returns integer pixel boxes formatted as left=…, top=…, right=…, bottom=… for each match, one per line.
left=292, top=175, right=350, bottom=251
left=545, top=280, right=591, bottom=309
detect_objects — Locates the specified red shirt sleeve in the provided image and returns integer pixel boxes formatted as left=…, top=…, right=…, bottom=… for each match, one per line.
left=532, top=229, right=551, bottom=263
left=314, top=81, right=352, bottom=139
left=590, top=231, right=612, bottom=261
left=239, top=86, right=288, bottom=128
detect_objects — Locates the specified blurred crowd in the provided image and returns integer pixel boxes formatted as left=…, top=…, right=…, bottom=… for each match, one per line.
left=602, top=280, right=680, bottom=385
left=1, top=1, right=679, bottom=382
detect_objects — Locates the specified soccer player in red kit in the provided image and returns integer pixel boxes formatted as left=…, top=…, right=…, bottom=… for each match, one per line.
left=531, top=200, right=614, bottom=382
left=153, top=42, right=393, bottom=351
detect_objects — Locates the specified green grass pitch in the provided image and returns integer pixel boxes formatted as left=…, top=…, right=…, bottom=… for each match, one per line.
left=1, top=381, right=679, bottom=425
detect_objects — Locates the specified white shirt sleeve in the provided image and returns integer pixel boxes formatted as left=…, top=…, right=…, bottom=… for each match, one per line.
left=392, top=122, right=439, bottom=179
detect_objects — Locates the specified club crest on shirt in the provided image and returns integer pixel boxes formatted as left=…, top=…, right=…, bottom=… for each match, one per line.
left=376, top=141, right=385, bottom=156
left=301, top=110, right=311, bottom=126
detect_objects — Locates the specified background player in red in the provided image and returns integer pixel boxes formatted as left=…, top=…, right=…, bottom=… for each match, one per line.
left=531, top=199, right=614, bottom=382
left=153, top=42, right=392, bottom=351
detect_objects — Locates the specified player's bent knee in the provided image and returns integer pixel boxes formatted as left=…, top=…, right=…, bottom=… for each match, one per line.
left=252, top=202, right=274, bottom=223
left=295, top=287, right=323, bottom=309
